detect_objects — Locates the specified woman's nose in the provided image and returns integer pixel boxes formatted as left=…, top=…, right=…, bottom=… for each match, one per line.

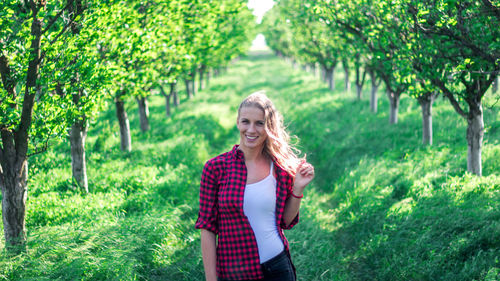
left=247, top=124, right=256, bottom=132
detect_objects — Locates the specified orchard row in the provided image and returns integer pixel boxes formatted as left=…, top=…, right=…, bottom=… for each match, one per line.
left=262, top=0, right=499, bottom=176
left=0, top=0, right=255, bottom=249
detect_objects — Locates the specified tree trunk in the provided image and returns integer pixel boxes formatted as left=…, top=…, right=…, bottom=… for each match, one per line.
left=184, top=78, right=192, bottom=99
left=356, top=84, right=363, bottom=100
left=160, top=84, right=174, bottom=117
left=165, top=91, right=171, bottom=117
left=0, top=11, right=43, bottom=251
left=206, top=69, right=210, bottom=87
left=136, top=96, right=150, bottom=132
left=0, top=131, right=28, bottom=251
left=493, top=76, right=498, bottom=93
left=115, top=94, right=131, bottom=152
left=198, top=66, right=205, bottom=91
left=417, top=92, right=437, bottom=145
left=190, top=71, right=196, bottom=96
left=321, top=66, right=327, bottom=83
left=466, top=104, right=484, bottom=176
left=326, top=67, right=335, bottom=91
left=387, top=89, right=401, bottom=124
left=342, top=59, right=351, bottom=93
left=369, top=69, right=380, bottom=113
left=173, top=87, right=179, bottom=106
left=355, top=66, right=366, bottom=100
left=310, top=63, right=317, bottom=77
left=70, top=119, right=88, bottom=192
left=1, top=162, right=27, bottom=252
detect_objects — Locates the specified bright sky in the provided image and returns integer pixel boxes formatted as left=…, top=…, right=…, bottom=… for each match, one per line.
left=247, top=0, right=275, bottom=23
left=247, top=0, right=275, bottom=50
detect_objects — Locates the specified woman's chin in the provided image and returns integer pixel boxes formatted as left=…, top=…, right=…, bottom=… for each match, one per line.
left=241, top=141, right=262, bottom=150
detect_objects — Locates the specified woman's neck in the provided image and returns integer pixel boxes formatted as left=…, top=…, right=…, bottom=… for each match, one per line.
left=239, top=145, right=266, bottom=162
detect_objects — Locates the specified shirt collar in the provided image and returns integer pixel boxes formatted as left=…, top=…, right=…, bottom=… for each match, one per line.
left=229, top=144, right=244, bottom=160
left=229, top=144, right=291, bottom=178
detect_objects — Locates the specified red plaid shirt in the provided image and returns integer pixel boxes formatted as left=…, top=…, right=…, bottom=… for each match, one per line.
left=195, top=145, right=299, bottom=280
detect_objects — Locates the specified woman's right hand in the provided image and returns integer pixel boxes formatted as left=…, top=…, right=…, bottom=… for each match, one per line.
left=293, top=158, right=315, bottom=195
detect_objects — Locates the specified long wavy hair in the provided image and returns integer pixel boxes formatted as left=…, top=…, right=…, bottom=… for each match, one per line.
left=238, top=91, right=301, bottom=176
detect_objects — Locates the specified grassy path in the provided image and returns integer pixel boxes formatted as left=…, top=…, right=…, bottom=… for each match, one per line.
left=1, top=51, right=499, bottom=280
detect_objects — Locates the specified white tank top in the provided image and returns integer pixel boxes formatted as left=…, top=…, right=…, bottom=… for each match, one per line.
left=243, top=162, right=284, bottom=263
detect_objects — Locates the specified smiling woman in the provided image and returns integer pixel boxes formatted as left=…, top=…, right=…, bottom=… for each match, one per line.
left=195, top=91, right=315, bottom=281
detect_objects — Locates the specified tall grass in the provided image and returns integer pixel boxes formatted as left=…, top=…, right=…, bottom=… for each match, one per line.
left=0, top=50, right=498, bottom=280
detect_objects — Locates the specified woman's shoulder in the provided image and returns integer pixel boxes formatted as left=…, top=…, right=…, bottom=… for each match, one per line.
left=205, top=152, right=227, bottom=167
left=205, top=145, right=240, bottom=167
left=204, top=147, right=236, bottom=169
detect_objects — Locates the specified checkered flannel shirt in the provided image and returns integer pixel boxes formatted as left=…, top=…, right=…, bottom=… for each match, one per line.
left=195, top=145, right=299, bottom=280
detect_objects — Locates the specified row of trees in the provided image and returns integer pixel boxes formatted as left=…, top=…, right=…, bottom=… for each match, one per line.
left=262, top=0, right=499, bottom=176
left=0, top=0, right=255, bottom=250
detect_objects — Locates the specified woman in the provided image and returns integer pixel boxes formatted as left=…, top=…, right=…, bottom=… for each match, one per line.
left=195, top=92, right=315, bottom=281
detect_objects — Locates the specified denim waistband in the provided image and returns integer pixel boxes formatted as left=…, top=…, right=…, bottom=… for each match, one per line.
left=261, top=250, right=287, bottom=266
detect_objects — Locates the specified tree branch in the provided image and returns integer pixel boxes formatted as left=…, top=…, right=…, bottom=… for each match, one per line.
left=434, top=27, right=494, bottom=63
left=49, top=19, right=73, bottom=45
left=16, top=9, right=42, bottom=161
left=431, top=77, right=468, bottom=119
left=26, top=145, right=50, bottom=157
left=48, top=2, right=86, bottom=45
left=42, top=1, right=73, bottom=35
left=480, top=0, right=500, bottom=20
left=480, top=69, right=500, bottom=98
left=26, top=137, right=52, bottom=157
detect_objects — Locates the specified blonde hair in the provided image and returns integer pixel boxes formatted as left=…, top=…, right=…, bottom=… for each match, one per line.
left=238, top=91, right=301, bottom=176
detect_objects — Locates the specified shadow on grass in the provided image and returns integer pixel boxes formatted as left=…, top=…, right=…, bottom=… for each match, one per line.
left=285, top=173, right=499, bottom=281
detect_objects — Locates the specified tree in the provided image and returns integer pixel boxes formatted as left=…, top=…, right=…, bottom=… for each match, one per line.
left=318, top=0, right=414, bottom=124
left=266, top=1, right=344, bottom=91
left=0, top=0, right=105, bottom=249
left=99, top=2, right=152, bottom=149
left=65, top=4, right=109, bottom=192
left=407, top=0, right=499, bottom=175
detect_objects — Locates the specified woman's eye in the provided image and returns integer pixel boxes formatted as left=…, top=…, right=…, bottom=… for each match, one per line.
left=241, top=120, right=249, bottom=124
left=257, top=121, right=264, bottom=126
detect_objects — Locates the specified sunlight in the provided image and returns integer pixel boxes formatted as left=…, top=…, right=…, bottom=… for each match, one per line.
left=247, top=0, right=274, bottom=50
left=247, top=0, right=275, bottom=23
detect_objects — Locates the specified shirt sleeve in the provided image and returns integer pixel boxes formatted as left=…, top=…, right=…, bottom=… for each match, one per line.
left=195, top=160, right=219, bottom=234
left=280, top=173, right=299, bottom=230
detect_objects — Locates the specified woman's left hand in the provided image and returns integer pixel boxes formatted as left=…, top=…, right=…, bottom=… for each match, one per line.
left=293, top=158, right=315, bottom=195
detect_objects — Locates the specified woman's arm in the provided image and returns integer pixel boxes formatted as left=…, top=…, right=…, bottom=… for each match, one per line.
left=201, top=229, right=217, bottom=281
left=283, top=195, right=303, bottom=227
left=283, top=160, right=315, bottom=227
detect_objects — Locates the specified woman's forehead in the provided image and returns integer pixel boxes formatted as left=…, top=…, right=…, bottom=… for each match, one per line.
left=239, top=106, right=265, bottom=118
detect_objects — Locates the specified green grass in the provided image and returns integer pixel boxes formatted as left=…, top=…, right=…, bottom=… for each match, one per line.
left=0, top=50, right=499, bottom=280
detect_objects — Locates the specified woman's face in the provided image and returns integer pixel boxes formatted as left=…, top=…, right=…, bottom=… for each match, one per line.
left=237, top=106, right=268, bottom=151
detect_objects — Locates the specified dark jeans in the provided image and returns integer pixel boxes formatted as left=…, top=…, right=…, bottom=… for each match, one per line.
left=218, top=251, right=296, bottom=281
